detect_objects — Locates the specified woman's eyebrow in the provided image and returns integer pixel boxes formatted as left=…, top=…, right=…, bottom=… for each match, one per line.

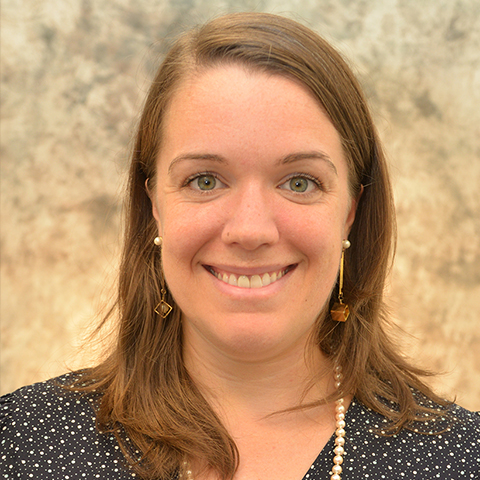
left=167, top=151, right=337, bottom=175
left=168, top=153, right=226, bottom=174
left=278, top=151, right=338, bottom=175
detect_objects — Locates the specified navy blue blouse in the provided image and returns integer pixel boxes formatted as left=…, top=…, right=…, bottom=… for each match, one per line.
left=1, top=374, right=479, bottom=479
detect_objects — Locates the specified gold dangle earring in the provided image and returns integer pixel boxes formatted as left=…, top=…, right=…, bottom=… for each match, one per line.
left=331, top=239, right=351, bottom=322
left=154, top=236, right=173, bottom=318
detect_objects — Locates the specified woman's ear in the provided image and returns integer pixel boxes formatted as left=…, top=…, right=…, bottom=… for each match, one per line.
left=345, top=184, right=364, bottom=236
left=145, top=178, right=162, bottom=227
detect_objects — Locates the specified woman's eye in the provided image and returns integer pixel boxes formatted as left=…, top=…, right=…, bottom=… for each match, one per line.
left=195, top=174, right=216, bottom=190
left=279, top=175, right=319, bottom=193
left=187, top=173, right=225, bottom=191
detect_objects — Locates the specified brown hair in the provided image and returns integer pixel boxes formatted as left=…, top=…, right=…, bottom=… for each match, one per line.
left=77, top=12, right=448, bottom=480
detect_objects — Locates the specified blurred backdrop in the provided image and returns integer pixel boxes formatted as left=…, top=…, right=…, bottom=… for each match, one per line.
left=1, top=0, right=479, bottom=410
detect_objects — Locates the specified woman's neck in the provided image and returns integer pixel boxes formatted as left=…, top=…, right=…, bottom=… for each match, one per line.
left=183, top=331, right=335, bottom=419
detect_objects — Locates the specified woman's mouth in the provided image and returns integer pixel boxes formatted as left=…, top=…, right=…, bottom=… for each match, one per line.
left=204, top=265, right=297, bottom=289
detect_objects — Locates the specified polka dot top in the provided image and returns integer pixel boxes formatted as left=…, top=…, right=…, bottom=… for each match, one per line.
left=1, top=373, right=479, bottom=479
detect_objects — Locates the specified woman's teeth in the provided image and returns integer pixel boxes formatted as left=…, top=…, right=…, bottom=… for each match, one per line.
left=210, top=268, right=290, bottom=288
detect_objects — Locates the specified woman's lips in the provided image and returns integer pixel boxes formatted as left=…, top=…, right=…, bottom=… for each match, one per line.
left=204, top=264, right=297, bottom=289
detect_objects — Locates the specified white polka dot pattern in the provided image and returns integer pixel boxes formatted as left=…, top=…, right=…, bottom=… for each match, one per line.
left=307, top=398, right=480, bottom=479
left=1, top=374, right=137, bottom=479
left=1, top=374, right=479, bottom=479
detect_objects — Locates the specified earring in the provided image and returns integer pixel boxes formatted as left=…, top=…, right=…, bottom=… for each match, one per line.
left=331, top=239, right=351, bottom=322
left=153, top=236, right=172, bottom=318
left=154, top=287, right=173, bottom=318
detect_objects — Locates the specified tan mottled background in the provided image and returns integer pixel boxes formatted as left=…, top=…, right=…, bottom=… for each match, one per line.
left=1, top=0, right=479, bottom=410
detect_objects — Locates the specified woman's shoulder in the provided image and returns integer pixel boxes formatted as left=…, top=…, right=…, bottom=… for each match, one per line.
left=448, top=401, right=480, bottom=432
left=3, top=370, right=96, bottom=401
left=336, top=398, right=480, bottom=479
left=1, top=372, right=101, bottom=431
left=0, top=372, right=137, bottom=479
left=348, top=396, right=480, bottom=444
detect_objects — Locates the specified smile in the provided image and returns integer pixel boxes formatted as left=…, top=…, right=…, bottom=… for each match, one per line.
left=205, top=265, right=297, bottom=289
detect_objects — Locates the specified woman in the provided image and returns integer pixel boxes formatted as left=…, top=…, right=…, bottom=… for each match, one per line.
left=1, top=12, right=479, bottom=480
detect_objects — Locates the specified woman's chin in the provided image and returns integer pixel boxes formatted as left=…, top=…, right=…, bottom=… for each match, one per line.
left=183, top=312, right=317, bottom=364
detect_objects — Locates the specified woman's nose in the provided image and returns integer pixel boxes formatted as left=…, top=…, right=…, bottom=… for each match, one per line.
left=221, top=186, right=280, bottom=250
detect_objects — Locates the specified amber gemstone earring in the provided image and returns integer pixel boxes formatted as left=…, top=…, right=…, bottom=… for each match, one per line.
left=331, top=239, right=351, bottom=322
left=153, top=236, right=173, bottom=318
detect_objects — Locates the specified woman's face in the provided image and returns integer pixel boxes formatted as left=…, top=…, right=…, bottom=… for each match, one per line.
left=151, top=65, right=358, bottom=362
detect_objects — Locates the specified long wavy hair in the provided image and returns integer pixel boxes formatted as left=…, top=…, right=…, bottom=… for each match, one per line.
left=76, top=12, right=448, bottom=480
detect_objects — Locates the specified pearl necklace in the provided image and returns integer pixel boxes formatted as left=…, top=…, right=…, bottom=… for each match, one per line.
left=180, top=367, right=346, bottom=480
left=331, top=365, right=346, bottom=480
